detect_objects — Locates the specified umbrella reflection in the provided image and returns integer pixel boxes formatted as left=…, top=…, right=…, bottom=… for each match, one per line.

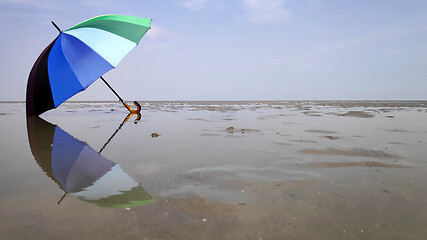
left=26, top=115, right=154, bottom=208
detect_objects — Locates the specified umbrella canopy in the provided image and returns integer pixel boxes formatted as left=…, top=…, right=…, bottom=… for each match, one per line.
left=27, top=116, right=154, bottom=208
left=26, top=15, right=151, bottom=116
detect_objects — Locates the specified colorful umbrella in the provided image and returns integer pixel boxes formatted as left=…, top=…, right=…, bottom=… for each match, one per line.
left=26, top=15, right=151, bottom=116
left=27, top=116, right=154, bottom=208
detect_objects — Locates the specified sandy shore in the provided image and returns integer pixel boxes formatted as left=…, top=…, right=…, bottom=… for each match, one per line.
left=0, top=101, right=426, bottom=239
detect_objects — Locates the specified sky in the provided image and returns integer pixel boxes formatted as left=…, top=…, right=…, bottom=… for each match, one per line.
left=0, top=0, right=426, bottom=101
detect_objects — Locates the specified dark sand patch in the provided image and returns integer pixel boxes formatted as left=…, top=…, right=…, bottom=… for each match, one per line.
left=385, top=115, right=395, bottom=118
left=271, top=141, right=293, bottom=146
left=387, top=141, right=411, bottom=145
left=340, top=111, right=375, bottom=118
left=303, top=111, right=322, bottom=117
left=382, top=128, right=411, bottom=133
left=225, top=126, right=261, bottom=134
left=249, top=106, right=264, bottom=111
left=309, top=161, right=409, bottom=168
left=277, top=133, right=292, bottom=137
left=305, top=129, right=339, bottom=134
left=323, top=136, right=341, bottom=140
left=200, top=133, right=222, bottom=137
left=300, top=148, right=403, bottom=159
left=291, top=140, right=318, bottom=143
left=202, top=106, right=217, bottom=111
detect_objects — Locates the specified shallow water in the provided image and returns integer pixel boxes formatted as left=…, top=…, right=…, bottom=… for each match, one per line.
left=1, top=101, right=427, bottom=239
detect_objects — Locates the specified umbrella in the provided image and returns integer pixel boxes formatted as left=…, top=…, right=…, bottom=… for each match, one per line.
left=26, top=15, right=151, bottom=116
left=26, top=116, right=154, bottom=208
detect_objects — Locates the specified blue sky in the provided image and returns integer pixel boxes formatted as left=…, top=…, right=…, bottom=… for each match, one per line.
left=1, top=0, right=426, bottom=101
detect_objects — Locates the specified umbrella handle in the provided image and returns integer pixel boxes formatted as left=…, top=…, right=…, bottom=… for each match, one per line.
left=124, top=101, right=141, bottom=113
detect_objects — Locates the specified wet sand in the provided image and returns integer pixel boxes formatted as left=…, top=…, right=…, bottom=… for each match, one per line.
left=0, top=101, right=426, bottom=239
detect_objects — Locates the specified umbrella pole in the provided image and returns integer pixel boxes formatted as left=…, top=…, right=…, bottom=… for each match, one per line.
left=100, top=76, right=141, bottom=113
left=57, top=192, right=67, bottom=205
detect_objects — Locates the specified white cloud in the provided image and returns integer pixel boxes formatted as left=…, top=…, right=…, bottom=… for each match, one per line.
left=242, top=0, right=290, bottom=24
left=181, top=0, right=207, bottom=10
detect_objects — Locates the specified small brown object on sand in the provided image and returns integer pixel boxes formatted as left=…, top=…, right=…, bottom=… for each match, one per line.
left=151, top=132, right=160, bottom=138
left=324, top=136, right=340, bottom=140
left=226, top=126, right=235, bottom=133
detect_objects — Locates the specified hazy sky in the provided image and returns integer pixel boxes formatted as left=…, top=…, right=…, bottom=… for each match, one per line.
left=1, top=0, right=426, bottom=101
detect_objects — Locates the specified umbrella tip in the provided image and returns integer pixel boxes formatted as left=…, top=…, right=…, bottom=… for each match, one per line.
left=51, top=21, right=62, bottom=33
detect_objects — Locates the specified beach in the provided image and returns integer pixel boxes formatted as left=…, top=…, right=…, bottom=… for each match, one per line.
left=0, top=101, right=426, bottom=239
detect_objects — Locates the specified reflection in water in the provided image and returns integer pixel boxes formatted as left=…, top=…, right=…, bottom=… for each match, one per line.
left=99, top=112, right=141, bottom=153
left=26, top=115, right=154, bottom=208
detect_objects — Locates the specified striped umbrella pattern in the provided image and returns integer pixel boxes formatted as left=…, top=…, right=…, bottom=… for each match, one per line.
left=26, top=15, right=151, bottom=115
